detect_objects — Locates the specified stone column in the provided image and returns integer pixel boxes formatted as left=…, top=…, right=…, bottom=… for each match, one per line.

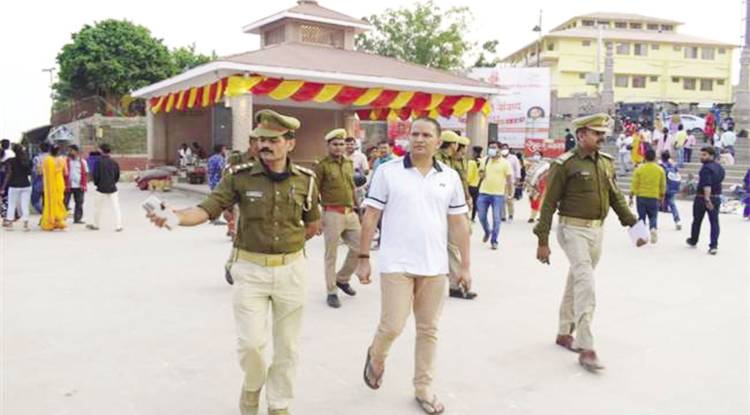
left=230, top=94, right=253, bottom=153
left=146, top=109, right=167, bottom=166
left=734, top=0, right=750, bottom=131
left=343, top=111, right=358, bottom=136
left=466, top=111, right=488, bottom=148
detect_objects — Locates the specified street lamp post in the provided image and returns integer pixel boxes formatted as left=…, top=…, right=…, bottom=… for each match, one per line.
left=533, top=9, right=542, bottom=67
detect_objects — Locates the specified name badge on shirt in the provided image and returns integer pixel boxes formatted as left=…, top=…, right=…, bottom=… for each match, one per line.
left=245, top=190, right=263, bottom=199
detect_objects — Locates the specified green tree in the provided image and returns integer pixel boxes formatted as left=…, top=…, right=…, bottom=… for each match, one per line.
left=54, top=19, right=173, bottom=102
left=170, top=43, right=216, bottom=74
left=355, top=1, right=474, bottom=71
left=474, top=40, right=501, bottom=68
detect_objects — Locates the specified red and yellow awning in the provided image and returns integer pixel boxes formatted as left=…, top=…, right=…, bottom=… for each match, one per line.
left=149, top=75, right=490, bottom=119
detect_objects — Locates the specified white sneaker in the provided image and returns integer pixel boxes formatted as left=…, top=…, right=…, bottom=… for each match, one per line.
left=650, top=229, right=658, bottom=244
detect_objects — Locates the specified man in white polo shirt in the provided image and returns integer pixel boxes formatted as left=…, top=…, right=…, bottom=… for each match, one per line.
left=356, top=117, right=471, bottom=415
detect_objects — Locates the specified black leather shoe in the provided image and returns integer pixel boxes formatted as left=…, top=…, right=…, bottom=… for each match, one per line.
left=449, top=288, right=477, bottom=300
left=327, top=294, right=341, bottom=308
left=336, top=282, right=357, bottom=296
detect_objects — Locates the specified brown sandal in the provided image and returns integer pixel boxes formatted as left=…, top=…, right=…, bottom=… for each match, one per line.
left=363, top=347, right=383, bottom=390
left=415, top=395, right=445, bottom=414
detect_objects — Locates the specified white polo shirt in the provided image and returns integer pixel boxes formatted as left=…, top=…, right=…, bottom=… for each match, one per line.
left=363, top=154, right=468, bottom=276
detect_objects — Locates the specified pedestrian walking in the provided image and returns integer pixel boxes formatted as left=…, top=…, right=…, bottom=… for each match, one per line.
left=534, top=113, right=639, bottom=372
left=674, top=124, right=688, bottom=168
left=86, top=143, right=122, bottom=232
left=525, top=150, right=550, bottom=223
left=719, top=127, right=737, bottom=157
left=63, top=145, right=88, bottom=224
left=564, top=128, right=576, bottom=152
left=30, top=142, right=49, bottom=214
left=660, top=151, right=683, bottom=230
left=314, top=128, right=361, bottom=309
left=684, top=130, right=696, bottom=163
left=615, top=132, right=632, bottom=174
left=630, top=149, right=666, bottom=243
left=467, top=146, right=482, bottom=222
left=357, top=117, right=471, bottom=415
left=477, top=141, right=512, bottom=250
left=2, top=144, right=32, bottom=230
left=501, top=143, right=521, bottom=222
left=147, top=110, right=320, bottom=415
left=40, top=144, right=68, bottom=231
left=686, top=146, right=725, bottom=255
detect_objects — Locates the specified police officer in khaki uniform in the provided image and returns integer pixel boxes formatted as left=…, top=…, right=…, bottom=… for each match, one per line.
left=436, top=131, right=477, bottom=300
left=148, top=109, right=320, bottom=415
left=533, top=113, right=639, bottom=372
left=223, top=135, right=262, bottom=285
left=314, top=128, right=362, bottom=309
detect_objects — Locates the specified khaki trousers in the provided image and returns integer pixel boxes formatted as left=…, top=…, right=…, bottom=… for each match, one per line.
left=504, top=191, right=515, bottom=219
left=447, top=243, right=462, bottom=290
left=370, top=273, right=447, bottom=398
left=556, top=223, right=603, bottom=351
left=230, top=256, right=308, bottom=410
left=322, top=210, right=361, bottom=294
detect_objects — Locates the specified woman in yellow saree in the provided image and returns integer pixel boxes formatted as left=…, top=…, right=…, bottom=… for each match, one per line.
left=630, top=131, right=644, bottom=167
left=40, top=144, right=67, bottom=231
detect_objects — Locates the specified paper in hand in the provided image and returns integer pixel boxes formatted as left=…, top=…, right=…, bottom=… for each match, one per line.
left=628, top=220, right=649, bottom=247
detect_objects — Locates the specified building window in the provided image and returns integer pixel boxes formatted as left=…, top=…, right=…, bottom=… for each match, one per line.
left=300, top=24, right=338, bottom=47
left=634, top=44, right=648, bottom=56
left=263, top=26, right=285, bottom=46
left=647, top=23, right=659, bottom=30
left=632, top=76, right=647, bottom=88
left=700, top=79, right=714, bottom=91
left=616, top=43, right=630, bottom=55
left=582, top=20, right=595, bottom=27
left=683, top=78, right=697, bottom=90
left=717, top=79, right=726, bottom=85
left=596, top=21, right=610, bottom=27
left=579, top=73, right=586, bottom=79
left=718, top=48, right=726, bottom=54
left=684, top=47, right=698, bottom=59
left=651, top=44, right=660, bottom=50
left=701, top=48, right=715, bottom=60
left=615, top=21, right=627, bottom=29
left=672, top=77, right=680, bottom=83
left=630, top=22, right=643, bottom=29
left=673, top=45, right=682, bottom=51
left=649, top=76, right=659, bottom=82
left=582, top=40, right=592, bottom=46
left=615, top=75, right=629, bottom=87
left=661, top=25, right=674, bottom=31
left=547, top=42, right=555, bottom=51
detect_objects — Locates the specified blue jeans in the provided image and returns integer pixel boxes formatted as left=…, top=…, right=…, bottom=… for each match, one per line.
left=676, top=147, right=685, bottom=167
left=664, top=192, right=680, bottom=223
left=636, top=197, right=659, bottom=229
left=690, top=196, right=721, bottom=249
left=31, top=176, right=43, bottom=214
left=477, top=194, right=505, bottom=245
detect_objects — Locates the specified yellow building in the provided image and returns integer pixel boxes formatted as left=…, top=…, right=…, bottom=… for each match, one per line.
left=503, top=13, right=736, bottom=104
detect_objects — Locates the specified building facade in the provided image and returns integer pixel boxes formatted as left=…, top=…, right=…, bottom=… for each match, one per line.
left=503, top=13, right=736, bottom=105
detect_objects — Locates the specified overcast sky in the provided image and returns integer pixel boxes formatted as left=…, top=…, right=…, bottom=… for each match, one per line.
left=0, top=0, right=744, bottom=140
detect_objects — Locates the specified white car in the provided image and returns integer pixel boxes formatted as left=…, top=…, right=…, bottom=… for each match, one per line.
left=662, top=114, right=705, bottom=134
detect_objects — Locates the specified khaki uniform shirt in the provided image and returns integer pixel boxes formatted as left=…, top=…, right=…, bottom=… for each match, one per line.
left=533, top=148, right=636, bottom=246
left=313, top=155, right=355, bottom=207
left=199, top=160, right=320, bottom=254
left=436, top=150, right=470, bottom=203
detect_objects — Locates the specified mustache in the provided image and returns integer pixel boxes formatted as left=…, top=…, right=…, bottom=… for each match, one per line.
left=259, top=149, right=273, bottom=153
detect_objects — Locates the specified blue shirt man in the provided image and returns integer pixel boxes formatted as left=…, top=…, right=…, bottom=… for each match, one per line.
left=206, top=145, right=227, bottom=190
left=687, top=146, right=725, bottom=254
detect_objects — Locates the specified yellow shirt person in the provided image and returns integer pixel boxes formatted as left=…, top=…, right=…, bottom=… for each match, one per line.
left=631, top=161, right=666, bottom=200
left=479, top=156, right=512, bottom=195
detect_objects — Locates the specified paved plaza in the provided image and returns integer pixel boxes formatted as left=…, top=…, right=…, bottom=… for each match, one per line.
left=2, top=186, right=748, bottom=415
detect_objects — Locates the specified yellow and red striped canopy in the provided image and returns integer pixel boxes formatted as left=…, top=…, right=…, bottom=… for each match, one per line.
left=148, top=75, right=490, bottom=119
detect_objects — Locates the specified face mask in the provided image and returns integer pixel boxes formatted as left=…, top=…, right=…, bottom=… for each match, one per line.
left=501, top=149, right=510, bottom=156
left=487, top=148, right=498, bottom=157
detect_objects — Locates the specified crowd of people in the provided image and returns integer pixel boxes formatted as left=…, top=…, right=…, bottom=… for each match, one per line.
left=0, top=140, right=123, bottom=232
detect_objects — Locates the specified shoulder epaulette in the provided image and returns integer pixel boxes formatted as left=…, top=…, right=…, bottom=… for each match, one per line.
left=295, top=164, right=316, bottom=177
left=554, top=151, right=575, bottom=165
left=599, top=151, right=614, bottom=160
left=229, top=162, right=254, bottom=175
